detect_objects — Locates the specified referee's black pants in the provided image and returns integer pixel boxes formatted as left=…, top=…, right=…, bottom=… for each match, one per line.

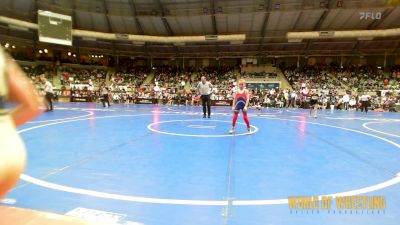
left=102, top=94, right=110, bottom=107
left=201, top=95, right=211, bottom=117
left=45, top=92, right=53, bottom=111
left=360, top=101, right=369, bottom=113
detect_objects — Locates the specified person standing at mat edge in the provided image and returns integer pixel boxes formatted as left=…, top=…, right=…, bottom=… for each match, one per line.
left=229, top=79, right=251, bottom=134
left=197, top=76, right=213, bottom=118
left=309, top=90, right=319, bottom=118
left=359, top=92, right=371, bottom=113
left=101, top=84, right=111, bottom=107
left=42, top=76, right=54, bottom=112
left=0, top=47, right=43, bottom=198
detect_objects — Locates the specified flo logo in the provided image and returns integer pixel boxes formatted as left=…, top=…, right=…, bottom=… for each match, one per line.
left=359, top=12, right=382, bottom=20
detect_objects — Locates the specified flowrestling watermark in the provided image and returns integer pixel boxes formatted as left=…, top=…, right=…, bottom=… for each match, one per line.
left=359, top=12, right=382, bottom=20
left=288, top=195, right=386, bottom=214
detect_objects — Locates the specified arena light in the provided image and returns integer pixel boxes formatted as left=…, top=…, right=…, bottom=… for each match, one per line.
left=319, top=31, right=335, bottom=37
left=67, top=52, right=71, bottom=56
left=205, top=35, right=218, bottom=41
left=288, top=39, right=302, bottom=43
left=71, top=30, right=246, bottom=43
left=357, top=37, right=374, bottom=41
left=8, top=24, right=29, bottom=31
left=82, top=37, right=97, bottom=41
left=173, top=42, right=185, bottom=46
left=133, top=41, right=145, bottom=46
left=0, top=15, right=246, bottom=44
left=0, top=16, right=38, bottom=29
left=230, top=41, right=243, bottom=45
left=287, top=28, right=400, bottom=40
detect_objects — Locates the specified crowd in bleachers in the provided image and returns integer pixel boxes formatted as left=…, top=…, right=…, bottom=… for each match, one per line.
left=281, top=64, right=400, bottom=112
left=56, top=67, right=107, bottom=102
left=60, top=67, right=107, bottom=86
left=113, top=65, right=150, bottom=87
left=153, top=65, right=188, bottom=89
left=240, top=71, right=278, bottom=79
left=107, top=65, right=190, bottom=105
left=78, top=64, right=400, bottom=111
left=284, top=64, right=343, bottom=92
left=101, top=66, right=236, bottom=105
left=19, top=61, right=400, bottom=111
left=335, top=65, right=395, bottom=92
left=20, top=65, right=59, bottom=100
left=21, top=65, right=54, bottom=80
left=194, top=66, right=237, bottom=94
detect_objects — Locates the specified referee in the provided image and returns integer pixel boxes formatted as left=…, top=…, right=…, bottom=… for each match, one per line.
left=359, top=92, right=371, bottom=113
left=42, top=76, right=54, bottom=112
left=100, top=84, right=111, bottom=107
left=197, top=76, right=213, bottom=118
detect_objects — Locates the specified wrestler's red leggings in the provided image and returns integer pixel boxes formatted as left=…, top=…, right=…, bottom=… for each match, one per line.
left=232, top=111, right=250, bottom=128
